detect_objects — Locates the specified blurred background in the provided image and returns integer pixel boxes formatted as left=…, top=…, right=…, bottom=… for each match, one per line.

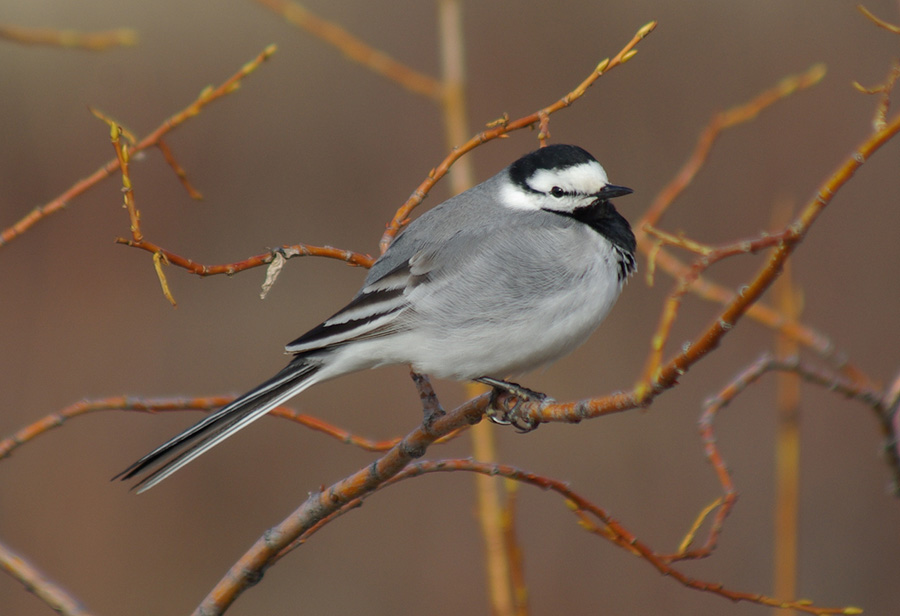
left=1, top=1, right=899, bottom=614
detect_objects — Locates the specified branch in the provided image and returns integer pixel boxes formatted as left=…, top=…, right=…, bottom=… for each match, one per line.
left=386, top=459, right=861, bottom=616
left=190, top=398, right=487, bottom=615
left=526, top=107, right=900, bottom=426
left=0, top=44, right=276, bottom=249
left=0, top=24, right=136, bottom=50
left=858, top=5, right=900, bottom=34
left=115, top=238, right=373, bottom=277
left=638, top=225, right=797, bottom=386
left=638, top=64, right=826, bottom=229
left=694, top=354, right=892, bottom=562
left=0, top=396, right=402, bottom=463
left=0, top=539, right=94, bottom=616
left=378, top=20, right=657, bottom=252
left=253, top=0, right=443, bottom=100
left=632, top=64, right=872, bottom=385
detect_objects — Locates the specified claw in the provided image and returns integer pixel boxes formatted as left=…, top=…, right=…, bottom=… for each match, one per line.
left=477, top=377, right=548, bottom=433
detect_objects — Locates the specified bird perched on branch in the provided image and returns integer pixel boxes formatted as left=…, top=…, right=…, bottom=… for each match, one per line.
left=117, top=144, right=635, bottom=492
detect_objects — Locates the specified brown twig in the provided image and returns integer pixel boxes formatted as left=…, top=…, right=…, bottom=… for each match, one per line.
left=157, top=139, right=204, bottom=200
left=853, top=60, right=900, bottom=132
left=0, top=396, right=401, bottom=462
left=0, top=539, right=94, bottom=616
left=692, top=354, right=889, bottom=562
left=529, top=106, right=900, bottom=425
left=0, top=44, right=276, bottom=250
left=159, top=67, right=900, bottom=613
left=104, top=121, right=142, bottom=242
left=190, top=336, right=896, bottom=616
left=632, top=64, right=872, bottom=386
left=190, top=397, right=488, bottom=615
left=638, top=64, right=826, bottom=229
left=638, top=225, right=795, bottom=386
left=378, top=20, right=658, bottom=253
left=858, top=4, right=900, bottom=34
left=116, top=238, right=374, bottom=276
left=0, top=24, right=136, bottom=50
left=386, top=459, right=861, bottom=616
left=772, top=201, right=802, bottom=611
left=434, top=4, right=519, bottom=612
left=253, top=0, right=443, bottom=100
left=501, top=479, right=530, bottom=616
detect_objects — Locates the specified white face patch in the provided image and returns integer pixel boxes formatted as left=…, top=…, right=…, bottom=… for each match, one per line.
left=527, top=160, right=609, bottom=196
left=500, top=160, right=611, bottom=212
left=499, top=181, right=541, bottom=210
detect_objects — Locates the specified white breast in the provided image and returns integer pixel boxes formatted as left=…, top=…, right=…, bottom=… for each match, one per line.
left=372, top=226, right=629, bottom=380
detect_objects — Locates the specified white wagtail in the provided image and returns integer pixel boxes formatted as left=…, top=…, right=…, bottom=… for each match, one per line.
left=116, top=144, right=635, bottom=492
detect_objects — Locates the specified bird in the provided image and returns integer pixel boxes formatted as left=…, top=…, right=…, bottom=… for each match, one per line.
left=116, top=144, right=636, bottom=492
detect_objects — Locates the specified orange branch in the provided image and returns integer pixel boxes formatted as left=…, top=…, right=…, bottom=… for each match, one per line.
left=0, top=24, right=136, bottom=50
left=157, top=139, right=204, bottom=200
left=388, top=459, right=860, bottom=615
left=0, top=396, right=404, bottom=462
left=253, top=0, right=442, bottom=100
left=0, top=44, right=276, bottom=249
left=115, top=238, right=374, bottom=275
left=379, top=20, right=657, bottom=252
left=693, top=354, right=886, bottom=563
left=638, top=64, right=826, bottom=230
left=858, top=4, right=900, bottom=34
left=631, top=63, right=877, bottom=387
left=0, top=539, right=94, bottom=616
left=534, top=107, right=900, bottom=423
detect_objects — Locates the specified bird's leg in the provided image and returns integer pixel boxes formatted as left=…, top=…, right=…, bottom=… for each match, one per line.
left=475, top=377, right=549, bottom=432
left=410, top=370, right=445, bottom=434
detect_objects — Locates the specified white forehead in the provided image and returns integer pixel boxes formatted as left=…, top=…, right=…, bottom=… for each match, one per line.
left=526, top=160, right=609, bottom=194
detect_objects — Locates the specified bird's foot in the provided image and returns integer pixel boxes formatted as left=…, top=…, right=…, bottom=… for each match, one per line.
left=475, top=377, right=550, bottom=433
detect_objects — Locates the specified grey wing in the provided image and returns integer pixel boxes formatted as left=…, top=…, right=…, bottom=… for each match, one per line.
left=284, top=259, right=415, bottom=353
left=286, top=177, right=508, bottom=355
left=284, top=222, right=487, bottom=354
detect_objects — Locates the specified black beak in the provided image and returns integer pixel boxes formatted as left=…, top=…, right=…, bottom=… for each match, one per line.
left=597, top=184, right=633, bottom=200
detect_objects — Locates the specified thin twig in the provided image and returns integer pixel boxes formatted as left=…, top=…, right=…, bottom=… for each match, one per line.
left=0, top=24, right=136, bottom=50
left=157, top=139, right=204, bottom=200
left=858, top=4, right=900, bottom=34
left=115, top=238, right=374, bottom=276
left=691, top=354, right=887, bottom=561
left=532, top=107, right=900, bottom=425
left=0, top=539, right=94, bottom=616
left=638, top=226, right=796, bottom=386
left=435, top=2, right=518, bottom=613
left=378, top=20, right=657, bottom=253
left=853, top=60, right=900, bottom=132
left=638, top=64, right=825, bottom=229
left=0, top=396, right=401, bottom=462
left=389, top=459, right=861, bottom=616
left=190, top=398, right=488, bottom=615
left=633, top=64, right=869, bottom=385
left=0, top=44, right=276, bottom=249
left=253, top=0, right=443, bottom=100
left=772, top=201, right=802, bottom=611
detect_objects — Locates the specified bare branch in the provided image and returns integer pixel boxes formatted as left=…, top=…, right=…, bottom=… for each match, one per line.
left=0, top=539, right=94, bottom=616
left=0, top=44, right=276, bottom=249
left=0, top=23, right=136, bottom=50
left=379, top=20, right=658, bottom=252
left=253, top=0, right=443, bottom=100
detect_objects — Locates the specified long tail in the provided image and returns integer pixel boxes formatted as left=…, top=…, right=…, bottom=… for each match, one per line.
left=114, top=357, right=322, bottom=493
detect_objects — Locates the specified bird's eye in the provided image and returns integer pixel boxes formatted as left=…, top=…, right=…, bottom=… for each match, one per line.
left=550, top=186, right=566, bottom=198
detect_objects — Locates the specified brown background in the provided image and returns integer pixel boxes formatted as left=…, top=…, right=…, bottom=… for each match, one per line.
left=2, top=1, right=899, bottom=615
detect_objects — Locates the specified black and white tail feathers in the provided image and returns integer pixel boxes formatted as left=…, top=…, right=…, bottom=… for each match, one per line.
left=114, top=357, right=321, bottom=493
left=115, top=261, right=416, bottom=493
